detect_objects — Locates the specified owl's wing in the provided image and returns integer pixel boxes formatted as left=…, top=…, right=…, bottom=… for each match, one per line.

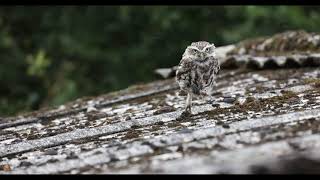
left=199, top=57, right=220, bottom=96
left=176, top=58, right=193, bottom=80
left=176, top=58, right=194, bottom=91
left=211, top=56, right=220, bottom=75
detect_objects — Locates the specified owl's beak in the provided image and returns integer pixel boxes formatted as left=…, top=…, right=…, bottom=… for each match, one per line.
left=200, top=53, right=205, bottom=60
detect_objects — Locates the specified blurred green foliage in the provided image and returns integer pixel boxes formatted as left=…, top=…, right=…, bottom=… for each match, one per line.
left=0, top=6, right=319, bottom=116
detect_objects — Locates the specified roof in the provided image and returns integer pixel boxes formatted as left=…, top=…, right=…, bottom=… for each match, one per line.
left=1, top=31, right=320, bottom=174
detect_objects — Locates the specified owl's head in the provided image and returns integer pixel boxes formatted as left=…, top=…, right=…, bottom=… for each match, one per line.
left=183, top=41, right=216, bottom=60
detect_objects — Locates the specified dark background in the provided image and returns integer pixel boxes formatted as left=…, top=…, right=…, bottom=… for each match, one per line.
left=1, top=6, right=319, bottom=116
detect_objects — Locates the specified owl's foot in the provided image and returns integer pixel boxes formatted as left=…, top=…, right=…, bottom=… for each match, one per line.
left=202, top=91, right=209, bottom=97
left=182, top=109, right=191, bottom=116
left=177, top=93, right=192, bottom=121
left=177, top=108, right=191, bottom=121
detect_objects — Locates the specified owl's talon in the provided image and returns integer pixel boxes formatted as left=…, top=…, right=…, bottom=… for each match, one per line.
left=183, top=110, right=191, bottom=116
left=177, top=110, right=191, bottom=121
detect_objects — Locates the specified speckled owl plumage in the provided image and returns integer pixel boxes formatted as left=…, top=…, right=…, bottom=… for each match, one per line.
left=176, top=41, right=220, bottom=115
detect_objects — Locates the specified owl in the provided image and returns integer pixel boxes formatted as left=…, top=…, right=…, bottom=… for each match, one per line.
left=176, top=41, right=220, bottom=116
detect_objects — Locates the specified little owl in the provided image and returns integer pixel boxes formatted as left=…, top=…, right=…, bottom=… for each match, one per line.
left=176, top=41, right=220, bottom=116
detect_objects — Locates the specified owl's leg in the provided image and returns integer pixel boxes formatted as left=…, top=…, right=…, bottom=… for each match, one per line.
left=180, top=93, right=192, bottom=118
left=186, top=92, right=192, bottom=113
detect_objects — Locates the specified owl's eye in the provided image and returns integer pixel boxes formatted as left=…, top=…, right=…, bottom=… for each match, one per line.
left=192, top=49, right=197, bottom=54
left=205, top=48, right=211, bottom=53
